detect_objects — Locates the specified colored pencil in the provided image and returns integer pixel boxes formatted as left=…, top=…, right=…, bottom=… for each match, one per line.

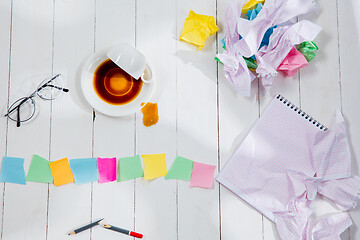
left=68, top=218, right=104, bottom=235
left=101, top=223, right=143, bottom=239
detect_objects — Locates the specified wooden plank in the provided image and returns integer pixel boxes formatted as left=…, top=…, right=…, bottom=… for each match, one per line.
left=337, top=0, right=360, bottom=239
left=135, top=0, right=177, bottom=239
left=260, top=29, right=302, bottom=240
left=216, top=0, right=263, bottom=239
left=176, top=0, right=220, bottom=239
left=261, top=74, right=300, bottom=240
left=299, top=0, right=341, bottom=126
left=2, top=0, right=53, bottom=239
left=47, top=0, right=95, bottom=239
left=91, top=0, right=136, bottom=239
left=0, top=0, right=11, bottom=237
left=261, top=70, right=301, bottom=240
left=299, top=1, right=348, bottom=239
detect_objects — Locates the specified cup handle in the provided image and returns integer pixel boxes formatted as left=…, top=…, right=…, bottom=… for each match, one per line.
left=141, top=65, right=153, bottom=83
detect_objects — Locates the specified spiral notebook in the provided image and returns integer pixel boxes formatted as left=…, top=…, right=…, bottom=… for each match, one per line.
left=216, top=94, right=359, bottom=222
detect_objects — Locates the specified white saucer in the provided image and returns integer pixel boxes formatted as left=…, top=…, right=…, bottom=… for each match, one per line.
left=80, top=48, right=155, bottom=117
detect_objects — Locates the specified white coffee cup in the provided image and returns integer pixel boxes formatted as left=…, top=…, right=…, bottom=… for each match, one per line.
left=107, top=43, right=153, bottom=83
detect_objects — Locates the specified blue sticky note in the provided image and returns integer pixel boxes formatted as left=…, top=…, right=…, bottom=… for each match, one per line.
left=246, top=10, right=252, bottom=19
left=259, top=26, right=277, bottom=49
left=247, top=9, right=257, bottom=21
left=69, top=158, right=98, bottom=184
left=0, top=157, right=26, bottom=185
left=221, top=38, right=226, bottom=49
left=255, top=3, right=263, bottom=14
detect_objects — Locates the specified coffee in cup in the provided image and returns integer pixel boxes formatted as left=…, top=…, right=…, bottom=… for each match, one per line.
left=93, top=43, right=153, bottom=106
left=93, top=59, right=143, bottom=105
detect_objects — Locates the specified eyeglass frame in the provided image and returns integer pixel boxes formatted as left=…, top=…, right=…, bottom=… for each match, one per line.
left=4, top=74, right=69, bottom=127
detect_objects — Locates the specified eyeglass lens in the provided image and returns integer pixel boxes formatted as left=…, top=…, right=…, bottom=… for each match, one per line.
left=6, top=97, right=36, bottom=125
left=37, top=74, right=68, bottom=100
left=5, top=74, right=68, bottom=127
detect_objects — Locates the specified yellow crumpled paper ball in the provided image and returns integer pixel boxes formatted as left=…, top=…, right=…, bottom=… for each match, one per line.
left=180, top=10, right=219, bottom=50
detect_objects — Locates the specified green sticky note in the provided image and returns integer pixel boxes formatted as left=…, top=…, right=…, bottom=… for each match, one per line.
left=165, top=156, right=194, bottom=181
left=243, top=57, right=258, bottom=70
left=215, top=56, right=222, bottom=63
left=26, top=155, right=53, bottom=183
left=118, top=155, right=144, bottom=182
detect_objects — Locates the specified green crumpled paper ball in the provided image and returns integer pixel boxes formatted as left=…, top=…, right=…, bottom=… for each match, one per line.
left=297, top=41, right=319, bottom=62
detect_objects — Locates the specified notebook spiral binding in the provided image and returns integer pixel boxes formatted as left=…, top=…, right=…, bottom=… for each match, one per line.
left=276, top=94, right=327, bottom=131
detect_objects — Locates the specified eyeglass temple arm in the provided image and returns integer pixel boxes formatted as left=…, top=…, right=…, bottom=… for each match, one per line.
left=36, top=74, right=62, bottom=92
left=16, top=104, right=21, bottom=127
left=45, top=84, right=69, bottom=92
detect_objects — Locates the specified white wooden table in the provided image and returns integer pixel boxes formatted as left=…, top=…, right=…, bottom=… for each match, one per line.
left=0, top=0, right=359, bottom=239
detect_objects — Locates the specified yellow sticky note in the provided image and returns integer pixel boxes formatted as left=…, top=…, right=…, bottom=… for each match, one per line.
left=180, top=10, right=219, bottom=50
left=242, top=0, right=265, bottom=14
left=49, top=158, right=75, bottom=186
left=142, top=154, right=167, bottom=180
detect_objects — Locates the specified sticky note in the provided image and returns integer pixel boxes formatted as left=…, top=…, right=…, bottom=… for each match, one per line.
left=97, top=157, right=117, bottom=183
left=0, top=156, right=26, bottom=185
left=142, top=153, right=167, bottom=180
left=255, top=3, right=263, bottom=13
left=277, top=47, right=309, bottom=77
left=259, top=26, right=277, bottom=50
left=70, top=158, right=98, bottom=184
left=26, top=155, right=53, bottom=183
left=189, top=162, right=216, bottom=188
left=242, top=0, right=265, bottom=14
left=246, top=9, right=257, bottom=21
left=180, top=10, right=219, bottom=50
left=165, top=156, right=194, bottom=181
left=297, top=41, right=319, bottom=62
left=49, top=158, right=74, bottom=186
left=118, top=155, right=144, bottom=182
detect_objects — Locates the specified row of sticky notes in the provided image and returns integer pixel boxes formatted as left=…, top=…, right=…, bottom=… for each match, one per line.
left=0, top=155, right=216, bottom=188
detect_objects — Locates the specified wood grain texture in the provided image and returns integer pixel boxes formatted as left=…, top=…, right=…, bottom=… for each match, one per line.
left=91, top=0, right=136, bottom=239
left=177, top=0, right=220, bottom=239
left=338, top=0, right=360, bottom=239
left=0, top=0, right=358, bottom=239
left=47, top=0, right=94, bottom=239
left=216, top=0, right=263, bottom=239
left=2, top=0, right=53, bottom=239
left=135, top=0, right=177, bottom=239
left=299, top=0, right=349, bottom=240
left=0, top=0, right=11, bottom=237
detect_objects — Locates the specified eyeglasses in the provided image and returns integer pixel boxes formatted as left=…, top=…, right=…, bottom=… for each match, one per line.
left=5, top=74, right=69, bottom=127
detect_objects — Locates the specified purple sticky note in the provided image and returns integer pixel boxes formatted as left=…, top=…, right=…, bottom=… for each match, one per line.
left=97, top=157, right=117, bottom=183
left=189, top=162, right=216, bottom=188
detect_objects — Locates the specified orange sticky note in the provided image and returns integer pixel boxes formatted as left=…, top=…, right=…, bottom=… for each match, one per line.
left=49, top=158, right=75, bottom=186
left=142, top=153, right=167, bottom=180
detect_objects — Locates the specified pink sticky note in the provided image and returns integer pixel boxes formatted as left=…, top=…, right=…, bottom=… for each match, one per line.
left=190, top=162, right=216, bottom=188
left=277, top=47, right=309, bottom=77
left=97, top=157, right=117, bottom=183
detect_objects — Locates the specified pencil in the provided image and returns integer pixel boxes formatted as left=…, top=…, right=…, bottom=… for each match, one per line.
left=68, top=218, right=104, bottom=235
left=101, top=223, right=143, bottom=239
